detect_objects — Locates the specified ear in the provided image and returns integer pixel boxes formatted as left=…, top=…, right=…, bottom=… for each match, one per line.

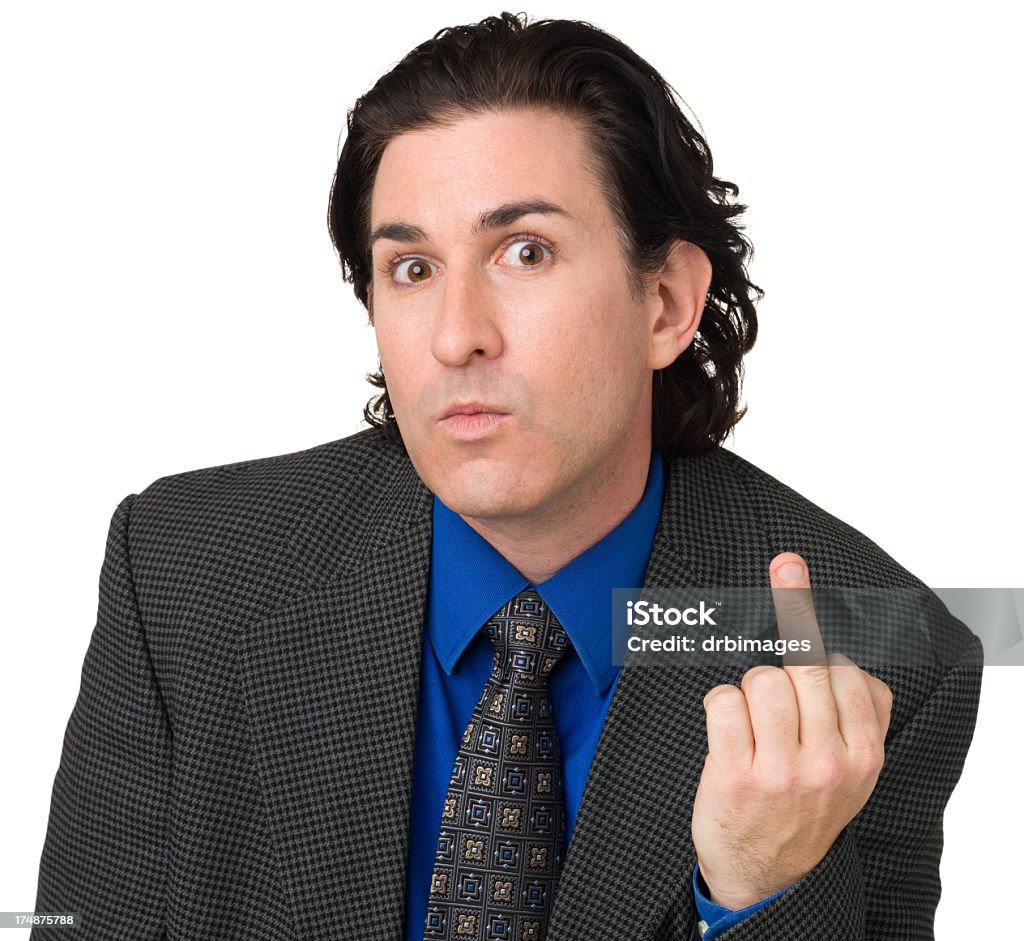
left=644, top=240, right=712, bottom=370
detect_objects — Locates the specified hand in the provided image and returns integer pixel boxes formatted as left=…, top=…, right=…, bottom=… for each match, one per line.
left=691, top=552, right=894, bottom=910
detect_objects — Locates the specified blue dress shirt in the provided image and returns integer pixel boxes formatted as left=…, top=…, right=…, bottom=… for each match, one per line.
left=403, top=449, right=781, bottom=939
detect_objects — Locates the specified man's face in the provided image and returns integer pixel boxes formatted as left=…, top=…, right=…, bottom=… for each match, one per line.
left=368, top=108, right=662, bottom=529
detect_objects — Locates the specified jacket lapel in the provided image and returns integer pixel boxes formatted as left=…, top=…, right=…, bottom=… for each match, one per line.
left=237, top=449, right=434, bottom=940
left=549, top=449, right=760, bottom=940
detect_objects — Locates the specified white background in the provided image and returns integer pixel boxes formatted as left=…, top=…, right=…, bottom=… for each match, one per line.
left=2, top=1, right=1020, bottom=936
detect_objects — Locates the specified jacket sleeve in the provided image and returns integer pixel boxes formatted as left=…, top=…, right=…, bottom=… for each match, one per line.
left=31, top=494, right=172, bottom=940
left=703, top=624, right=984, bottom=940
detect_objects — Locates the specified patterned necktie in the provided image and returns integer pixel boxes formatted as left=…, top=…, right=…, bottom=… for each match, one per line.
left=423, top=588, right=572, bottom=941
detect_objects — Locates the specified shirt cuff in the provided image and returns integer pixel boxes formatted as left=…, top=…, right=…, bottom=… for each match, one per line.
left=692, top=864, right=792, bottom=940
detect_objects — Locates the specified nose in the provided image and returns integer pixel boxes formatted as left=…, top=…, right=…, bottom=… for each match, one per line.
left=430, top=264, right=503, bottom=366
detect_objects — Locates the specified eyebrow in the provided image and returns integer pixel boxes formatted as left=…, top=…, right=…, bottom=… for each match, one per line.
left=369, top=199, right=571, bottom=248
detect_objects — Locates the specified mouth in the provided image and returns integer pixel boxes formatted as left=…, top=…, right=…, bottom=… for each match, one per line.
left=439, top=403, right=509, bottom=439
left=440, top=402, right=508, bottom=420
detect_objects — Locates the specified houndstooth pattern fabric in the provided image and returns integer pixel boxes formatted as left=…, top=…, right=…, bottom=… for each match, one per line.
left=30, top=426, right=983, bottom=940
left=424, top=590, right=571, bottom=941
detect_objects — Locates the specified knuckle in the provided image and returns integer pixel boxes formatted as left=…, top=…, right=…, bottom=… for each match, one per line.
left=760, top=766, right=799, bottom=796
left=844, top=688, right=876, bottom=723
left=793, top=599, right=817, bottom=621
left=767, top=700, right=798, bottom=733
left=801, top=664, right=834, bottom=688
left=809, top=754, right=846, bottom=791
left=704, top=684, right=741, bottom=711
left=853, top=742, right=886, bottom=777
left=782, top=591, right=816, bottom=620
left=714, top=723, right=746, bottom=753
left=742, top=665, right=784, bottom=694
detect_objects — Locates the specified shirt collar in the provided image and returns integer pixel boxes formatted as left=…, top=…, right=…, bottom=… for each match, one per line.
left=427, top=449, right=665, bottom=694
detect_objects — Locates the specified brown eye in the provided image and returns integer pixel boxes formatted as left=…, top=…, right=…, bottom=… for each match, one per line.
left=394, top=258, right=434, bottom=284
left=501, top=239, right=550, bottom=268
left=518, top=242, right=544, bottom=265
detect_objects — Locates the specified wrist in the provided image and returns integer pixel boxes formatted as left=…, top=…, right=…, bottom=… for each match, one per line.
left=698, top=864, right=791, bottom=911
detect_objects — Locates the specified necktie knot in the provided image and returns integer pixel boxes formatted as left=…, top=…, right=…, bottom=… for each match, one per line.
left=483, top=589, right=571, bottom=683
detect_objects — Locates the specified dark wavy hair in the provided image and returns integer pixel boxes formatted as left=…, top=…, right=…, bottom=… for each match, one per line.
left=328, top=11, right=762, bottom=458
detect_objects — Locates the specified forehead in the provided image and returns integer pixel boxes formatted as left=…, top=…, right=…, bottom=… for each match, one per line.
left=369, top=108, right=609, bottom=235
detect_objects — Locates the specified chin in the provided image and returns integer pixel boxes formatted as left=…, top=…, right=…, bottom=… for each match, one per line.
left=436, top=486, right=521, bottom=521
left=415, top=444, right=553, bottom=519
left=434, top=470, right=536, bottom=521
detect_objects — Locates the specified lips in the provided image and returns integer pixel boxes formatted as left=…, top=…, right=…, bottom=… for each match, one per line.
left=438, top=403, right=509, bottom=439
left=440, top=402, right=508, bottom=420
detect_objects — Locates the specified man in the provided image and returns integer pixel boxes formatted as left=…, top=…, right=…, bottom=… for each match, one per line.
left=32, top=12, right=982, bottom=941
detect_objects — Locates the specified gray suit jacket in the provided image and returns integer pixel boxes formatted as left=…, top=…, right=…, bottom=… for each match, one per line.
left=32, top=427, right=982, bottom=939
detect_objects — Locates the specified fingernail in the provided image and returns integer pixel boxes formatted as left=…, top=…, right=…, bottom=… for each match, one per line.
left=776, top=561, right=805, bottom=584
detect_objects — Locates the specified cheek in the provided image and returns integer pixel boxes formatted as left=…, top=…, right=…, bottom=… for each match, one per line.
left=551, top=297, right=645, bottom=380
left=574, top=322, right=650, bottom=429
left=526, top=325, right=635, bottom=436
left=374, top=320, right=414, bottom=385
left=373, top=332, right=417, bottom=429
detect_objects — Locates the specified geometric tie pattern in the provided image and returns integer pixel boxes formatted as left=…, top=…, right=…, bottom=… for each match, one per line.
left=422, top=588, right=572, bottom=941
